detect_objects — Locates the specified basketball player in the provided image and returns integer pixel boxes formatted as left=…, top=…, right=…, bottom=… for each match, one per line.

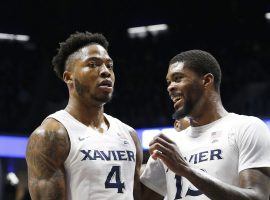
left=141, top=50, right=270, bottom=199
left=26, top=32, right=143, bottom=200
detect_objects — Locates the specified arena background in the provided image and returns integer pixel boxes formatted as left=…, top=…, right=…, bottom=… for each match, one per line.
left=0, top=0, right=270, bottom=199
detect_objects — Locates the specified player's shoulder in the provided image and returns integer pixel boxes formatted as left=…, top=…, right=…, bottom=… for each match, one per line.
left=105, top=113, right=140, bottom=147
left=26, top=116, right=70, bottom=167
left=35, top=117, right=67, bottom=136
left=105, top=113, right=136, bottom=133
left=28, top=117, right=69, bottom=148
left=226, top=113, right=267, bottom=130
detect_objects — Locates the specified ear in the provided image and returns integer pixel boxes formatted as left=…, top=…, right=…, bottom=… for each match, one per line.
left=63, top=71, right=73, bottom=84
left=202, top=73, right=214, bottom=88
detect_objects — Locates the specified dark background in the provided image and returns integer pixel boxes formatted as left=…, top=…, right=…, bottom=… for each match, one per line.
left=0, top=0, right=270, bottom=199
left=1, top=0, right=270, bottom=134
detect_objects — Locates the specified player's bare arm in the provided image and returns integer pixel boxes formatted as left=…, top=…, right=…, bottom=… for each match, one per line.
left=141, top=184, right=164, bottom=200
left=26, top=118, right=70, bottom=200
left=150, top=134, right=270, bottom=200
left=140, top=164, right=164, bottom=200
left=130, top=129, right=143, bottom=200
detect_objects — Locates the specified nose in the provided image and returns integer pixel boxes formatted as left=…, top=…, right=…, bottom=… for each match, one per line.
left=167, top=82, right=177, bottom=93
left=99, top=64, right=111, bottom=78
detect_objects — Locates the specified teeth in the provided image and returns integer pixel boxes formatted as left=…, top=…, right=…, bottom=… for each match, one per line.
left=172, top=97, right=181, bottom=103
left=100, top=83, right=112, bottom=87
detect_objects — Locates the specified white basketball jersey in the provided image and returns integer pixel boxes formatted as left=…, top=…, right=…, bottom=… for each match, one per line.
left=141, top=113, right=270, bottom=200
left=47, top=110, right=137, bottom=200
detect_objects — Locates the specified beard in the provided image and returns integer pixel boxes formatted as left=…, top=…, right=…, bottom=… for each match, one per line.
left=74, top=79, right=113, bottom=104
left=91, top=92, right=113, bottom=103
left=172, top=98, right=193, bottom=120
left=172, top=81, right=204, bottom=120
left=75, top=79, right=88, bottom=97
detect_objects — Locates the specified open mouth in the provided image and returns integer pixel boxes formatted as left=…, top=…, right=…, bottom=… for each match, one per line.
left=170, top=93, right=183, bottom=103
left=98, top=79, right=113, bottom=93
left=172, top=96, right=181, bottom=103
left=98, top=80, right=112, bottom=87
left=170, top=94, right=184, bottom=109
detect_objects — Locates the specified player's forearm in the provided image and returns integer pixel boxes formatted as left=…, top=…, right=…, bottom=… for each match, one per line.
left=29, top=174, right=67, bottom=200
left=30, top=191, right=66, bottom=200
left=184, top=168, right=261, bottom=200
left=133, top=185, right=141, bottom=200
left=141, top=183, right=163, bottom=200
left=133, top=179, right=141, bottom=199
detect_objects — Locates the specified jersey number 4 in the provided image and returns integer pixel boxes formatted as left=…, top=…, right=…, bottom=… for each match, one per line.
left=105, top=166, right=125, bottom=193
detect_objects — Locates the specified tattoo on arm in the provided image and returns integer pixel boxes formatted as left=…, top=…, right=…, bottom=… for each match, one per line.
left=26, top=122, right=70, bottom=200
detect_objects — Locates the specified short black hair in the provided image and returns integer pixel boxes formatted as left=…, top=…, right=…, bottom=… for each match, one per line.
left=52, top=32, right=109, bottom=79
left=169, top=50, right=221, bottom=91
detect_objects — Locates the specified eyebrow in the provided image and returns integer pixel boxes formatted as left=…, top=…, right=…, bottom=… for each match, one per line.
left=172, top=72, right=184, bottom=76
left=167, top=71, right=184, bottom=79
left=85, top=57, right=113, bottom=62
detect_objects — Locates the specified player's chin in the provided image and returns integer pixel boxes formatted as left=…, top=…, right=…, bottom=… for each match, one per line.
left=172, top=108, right=186, bottom=120
left=96, top=93, right=113, bottom=103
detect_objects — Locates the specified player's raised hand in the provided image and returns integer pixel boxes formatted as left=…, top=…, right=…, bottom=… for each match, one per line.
left=149, top=133, right=190, bottom=177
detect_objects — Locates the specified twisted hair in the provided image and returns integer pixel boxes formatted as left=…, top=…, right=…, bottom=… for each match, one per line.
left=52, top=32, right=109, bottom=79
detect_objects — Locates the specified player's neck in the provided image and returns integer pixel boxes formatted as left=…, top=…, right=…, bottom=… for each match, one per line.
left=189, top=94, right=228, bottom=127
left=65, top=98, right=106, bottom=129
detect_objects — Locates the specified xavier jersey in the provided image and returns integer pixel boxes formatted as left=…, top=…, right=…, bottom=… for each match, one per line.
left=141, top=113, right=270, bottom=200
left=47, top=110, right=136, bottom=200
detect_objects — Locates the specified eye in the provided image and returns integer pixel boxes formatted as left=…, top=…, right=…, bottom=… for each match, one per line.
left=166, top=80, right=171, bottom=86
left=87, top=59, right=103, bottom=68
left=106, top=62, right=114, bottom=69
left=174, top=75, right=182, bottom=82
left=87, top=61, right=97, bottom=68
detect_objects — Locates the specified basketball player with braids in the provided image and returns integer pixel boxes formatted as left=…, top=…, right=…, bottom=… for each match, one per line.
left=26, top=32, right=142, bottom=200
left=141, top=50, right=270, bottom=200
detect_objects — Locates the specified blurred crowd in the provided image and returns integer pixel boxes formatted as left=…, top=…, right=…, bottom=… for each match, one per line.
left=0, top=32, right=270, bottom=135
left=0, top=1, right=270, bottom=199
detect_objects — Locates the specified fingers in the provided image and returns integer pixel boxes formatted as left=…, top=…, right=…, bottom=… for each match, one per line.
left=149, top=134, right=170, bottom=148
left=149, top=133, right=175, bottom=147
left=158, top=133, right=175, bottom=144
left=148, top=133, right=189, bottom=176
left=151, top=148, right=175, bottom=169
left=149, top=139, right=169, bottom=156
left=149, top=134, right=176, bottom=160
left=151, top=149, right=163, bottom=160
